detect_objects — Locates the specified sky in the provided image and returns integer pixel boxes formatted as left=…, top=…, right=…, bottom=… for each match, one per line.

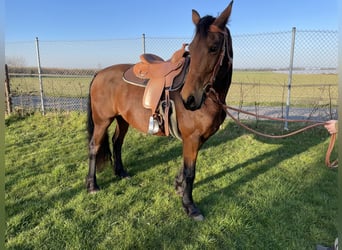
left=4, top=0, right=339, bottom=68
left=5, top=0, right=338, bottom=41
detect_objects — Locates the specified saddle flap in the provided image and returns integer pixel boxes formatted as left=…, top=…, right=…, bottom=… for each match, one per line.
left=143, top=61, right=185, bottom=113
left=142, top=78, right=165, bottom=112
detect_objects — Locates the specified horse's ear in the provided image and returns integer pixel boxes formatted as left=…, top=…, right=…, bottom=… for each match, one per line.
left=213, top=1, right=233, bottom=29
left=192, top=9, right=201, bottom=25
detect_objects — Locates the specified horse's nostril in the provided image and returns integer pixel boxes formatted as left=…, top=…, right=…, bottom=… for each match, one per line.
left=186, top=95, right=195, bottom=107
left=183, top=95, right=196, bottom=110
left=183, top=94, right=205, bottom=111
left=183, top=95, right=197, bottom=110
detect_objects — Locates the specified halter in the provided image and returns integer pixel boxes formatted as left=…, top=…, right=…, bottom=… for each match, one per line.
left=204, top=24, right=231, bottom=91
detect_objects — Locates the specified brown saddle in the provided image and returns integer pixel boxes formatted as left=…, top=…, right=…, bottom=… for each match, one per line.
left=123, top=44, right=189, bottom=135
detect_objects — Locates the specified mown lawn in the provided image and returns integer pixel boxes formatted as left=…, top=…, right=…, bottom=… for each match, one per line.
left=5, top=112, right=338, bottom=249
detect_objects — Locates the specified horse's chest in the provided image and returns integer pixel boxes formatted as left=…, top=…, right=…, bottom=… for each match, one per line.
left=200, top=108, right=226, bottom=138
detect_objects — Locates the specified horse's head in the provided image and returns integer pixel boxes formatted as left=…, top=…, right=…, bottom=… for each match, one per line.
left=181, top=1, right=233, bottom=110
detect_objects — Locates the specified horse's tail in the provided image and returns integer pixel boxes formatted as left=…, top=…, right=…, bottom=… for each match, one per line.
left=87, top=75, right=96, bottom=142
left=87, top=74, right=112, bottom=171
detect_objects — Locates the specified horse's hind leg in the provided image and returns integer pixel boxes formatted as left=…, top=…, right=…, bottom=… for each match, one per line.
left=112, top=116, right=130, bottom=178
left=87, top=137, right=100, bottom=193
left=87, top=120, right=111, bottom=193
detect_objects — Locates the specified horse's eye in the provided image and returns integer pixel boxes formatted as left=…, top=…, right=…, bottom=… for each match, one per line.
left=209, top=45, right=218, bottom=53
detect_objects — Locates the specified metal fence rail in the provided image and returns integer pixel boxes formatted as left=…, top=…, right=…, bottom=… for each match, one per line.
left=5, top=29, right=338, bottom=121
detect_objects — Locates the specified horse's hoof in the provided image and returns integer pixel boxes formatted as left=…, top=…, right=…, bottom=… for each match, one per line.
left=183, top=203, right=204, bottom=221
left=88, top=188, right=100, bottom=194
left=87, top=184, right=100, bottom=194
left=86, top=180, right=100, bottom=194
left=116, top=170, right=131, bottom=179
left=192, top=214, right=205, bottom=221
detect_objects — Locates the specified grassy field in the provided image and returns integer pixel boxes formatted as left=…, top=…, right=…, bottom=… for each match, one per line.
left=228, top=71, right=338, bottom=106
left=5, top=112, right=338, bottom=249
left=9, top=75, right=92, bottom=98
left=8, top=71, right=338, bottom=107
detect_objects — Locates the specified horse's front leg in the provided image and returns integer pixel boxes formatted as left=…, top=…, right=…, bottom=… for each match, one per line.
left=175, top=138, right=204, bottom=221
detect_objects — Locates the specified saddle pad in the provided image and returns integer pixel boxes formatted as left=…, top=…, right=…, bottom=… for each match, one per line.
left=122, top=67, right=149, bottom=87
left=169, top=56, right=190, bottom=91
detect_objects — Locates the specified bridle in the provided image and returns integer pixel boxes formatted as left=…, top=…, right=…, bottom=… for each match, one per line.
left=204, top=24, right=232, bottom=91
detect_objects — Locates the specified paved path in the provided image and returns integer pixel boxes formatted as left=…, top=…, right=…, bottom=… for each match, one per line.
left=227, top=106, right=337, bottom=122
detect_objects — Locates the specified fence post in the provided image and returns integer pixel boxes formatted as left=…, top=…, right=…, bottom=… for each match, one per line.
left=4, top=64, right=12, bottom=114
left=284, top=27, right=296, bottom=130
left=142, top=33, right=146, bottom=54
left=35, top=37, right=45, bottom=115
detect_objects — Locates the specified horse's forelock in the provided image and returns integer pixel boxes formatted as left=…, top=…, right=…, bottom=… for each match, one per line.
left=196, top=15, right=215, bottom=37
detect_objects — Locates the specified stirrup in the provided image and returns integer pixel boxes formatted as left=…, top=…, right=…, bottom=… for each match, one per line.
left=148, top=116, right=159, bottom=134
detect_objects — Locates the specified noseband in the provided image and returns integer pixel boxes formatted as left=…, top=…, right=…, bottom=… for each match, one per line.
left=204, top=24, right=231, bottom=91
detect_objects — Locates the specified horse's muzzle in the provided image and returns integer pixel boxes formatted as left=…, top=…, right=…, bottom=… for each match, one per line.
left=183, top=93, right=206, bottom=111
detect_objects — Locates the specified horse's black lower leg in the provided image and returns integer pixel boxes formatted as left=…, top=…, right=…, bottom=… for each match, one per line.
left=176, top=139, right=204, bottom=221
left=86, top=138, right=100, bottom=193
left=174, top=169, right=185, bottom=196
left=176, top=165, right=204, bottom=221
left=112, top=116, right=130, bottom=178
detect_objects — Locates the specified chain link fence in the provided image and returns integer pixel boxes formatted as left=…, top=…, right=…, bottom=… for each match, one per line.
left=5, top=29, right=338, bottom=120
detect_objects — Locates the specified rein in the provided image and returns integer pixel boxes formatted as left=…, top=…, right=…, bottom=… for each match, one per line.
left=207, top=88, right=338, bottom=169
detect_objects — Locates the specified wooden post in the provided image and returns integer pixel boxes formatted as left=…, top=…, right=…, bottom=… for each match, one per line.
left=4, top=64, right=12, bottom=114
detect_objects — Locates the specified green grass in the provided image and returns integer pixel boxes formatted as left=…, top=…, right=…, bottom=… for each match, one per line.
left=232, top=71, right=337, bottom=85
left=228, top=71, right=338, bottom=106
left=5, top=113, right=338, bottom=249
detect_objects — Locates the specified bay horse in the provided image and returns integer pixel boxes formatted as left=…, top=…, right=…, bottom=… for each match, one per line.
left=86, top=1, right=233, bottom=221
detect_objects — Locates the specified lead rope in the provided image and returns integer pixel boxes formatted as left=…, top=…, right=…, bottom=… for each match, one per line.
left=207, top=87, right=338, bottom=169
left=325, top=133, right=338, bottom=168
